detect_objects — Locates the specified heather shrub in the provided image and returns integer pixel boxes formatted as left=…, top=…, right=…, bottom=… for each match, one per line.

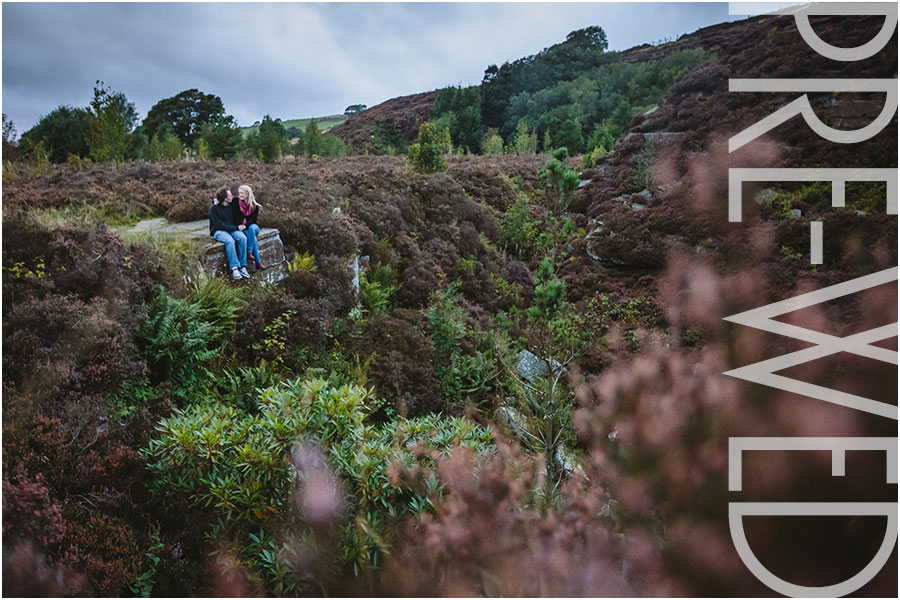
left=394, top=259, right=441, bottom=309
left=229, top=288, right=332, bottom=373
left=45, top=224, right=165, bottom=306
left=3, top=293, right=139, bottom=407
left=62, top=510, right=142, bottom=596
left=119, top=230, right=205, bottom=294
left=2, top=542, right=77, bottom=597
left=383, top=440, right=631, bottom=596
left=362, top=310, right=441, bottom=416
left=2, top=467, right=67, bottom=550
left=3, top=220, right=166, bottom=306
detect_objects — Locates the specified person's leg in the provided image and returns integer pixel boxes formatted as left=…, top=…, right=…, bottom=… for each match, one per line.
left=247, top=224, right=261, bottom=265
left=231, top=231, right=248, bottom=267
left=213, top=230, right=240, bottom=270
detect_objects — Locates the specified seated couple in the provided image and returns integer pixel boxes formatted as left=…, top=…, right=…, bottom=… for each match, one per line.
left=209, top=184, right=264, bottom=280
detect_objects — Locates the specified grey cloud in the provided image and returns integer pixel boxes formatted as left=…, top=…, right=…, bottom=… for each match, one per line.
left=3, top=2, right=733, bottom=133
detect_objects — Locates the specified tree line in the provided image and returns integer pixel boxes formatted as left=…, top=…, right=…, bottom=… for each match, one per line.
left=5, top=82, right=349, bottom=166
left=427, top=26, right=707, bottom=159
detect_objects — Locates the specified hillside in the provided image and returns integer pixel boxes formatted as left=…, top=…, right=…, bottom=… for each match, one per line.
left=329, top=90, right=439, bottom=154
left=2, top=10, right=897, bottom=598
left=240, top=114, right=348, bottom=137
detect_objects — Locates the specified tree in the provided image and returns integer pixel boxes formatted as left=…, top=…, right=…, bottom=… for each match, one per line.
left=304, top=119, right=321, bottom=158
left=144, top=123, right=184, bottom=162
left=407, top=121, right=447, bottom=173
left=2, top=113, right=18, bottom=159
left=254, top=115, right=287, bottom=163
left=126, top=126, right=148, bottom=160
left=537, top=147, right=580, bottom=216
left=142, top=89, right=225, bottom=146
left=480, top=128, right=504, bottom=155
left=318, top=133, right=346, bottom=157
left=542, top=129, right=552, bottom=152
left=200, top=116, right=243, bottom=160
left=511, top=120, right=538, bottom=155
left=88, top=81, right=138, bottom=162
left=344, top=104, right=367, bottom=116
left=431, top=86, right=484, bottom=153
left=555, top=119, right=583, bottom=154
left=20, top=106, right=91, bottom=163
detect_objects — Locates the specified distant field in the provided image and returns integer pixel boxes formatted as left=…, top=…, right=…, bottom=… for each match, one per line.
left=240, top=114, right=348, bottom=137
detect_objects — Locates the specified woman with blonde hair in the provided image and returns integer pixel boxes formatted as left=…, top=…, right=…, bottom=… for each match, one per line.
left=233, top=184, right=263, bottom=270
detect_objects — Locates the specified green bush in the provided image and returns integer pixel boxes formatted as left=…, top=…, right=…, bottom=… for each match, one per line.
left=581, top=144, right=607, bottom=169
left=407, top=122, right=448, bottom=173
left=537, top=148, right=580, bottom=216
left=480, top=129, right=504, bottom=155
left=144, top=123, right=184, bottom=162
left=136, top=279, right=246, bottom=404
left=634, top=139, right=655, bottom=190
left=511, top=120, right=538, bottom=155
left=359, top=264, right=398, bottom=314
left=426, top=283, right=496, bottom=412
left=500, top=195, right=539, bottom=260
left=142, top=377, right=494, bottom=593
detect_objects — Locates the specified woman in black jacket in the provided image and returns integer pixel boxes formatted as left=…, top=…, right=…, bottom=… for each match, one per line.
left=233, top=185, right=263, bottom=269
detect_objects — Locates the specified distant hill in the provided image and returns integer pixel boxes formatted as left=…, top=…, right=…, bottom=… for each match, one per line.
left=240, top=114, right=348, bottom=138
left=326, top=16, right=787, bottom=155
left=329, top=91, right=438, bottom=154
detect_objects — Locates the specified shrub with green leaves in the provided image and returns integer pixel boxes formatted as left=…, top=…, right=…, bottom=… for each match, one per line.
left=426, top=283, right=496, bottom=412
left=142, top=377, right=494, bottom=593
left=480, top=129, right=504, bottom=155
left=136, top=279, right=246, bottom=404
left=511, top=120, right=538, bottom=155
left=144, top=123, right=184, bottom=162
left=500, top=195, right=540, bottom=260
left=537, top=148, right=580, bottom=216
left=406, top=122, right=448, bottom=173
left=359, top=264, right=399, bottom=314
left=634, top=139, right=656, bottom=190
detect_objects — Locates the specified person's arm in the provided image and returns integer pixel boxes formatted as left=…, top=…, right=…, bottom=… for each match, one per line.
left=231, top=201, right=247, bottom=230
left=210, top=205, right=237, bottom=233
left=247, top=206, right=259, bottom=227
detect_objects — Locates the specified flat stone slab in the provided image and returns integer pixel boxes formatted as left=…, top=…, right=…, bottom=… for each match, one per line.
left=125, top=218, right=288, bottom=284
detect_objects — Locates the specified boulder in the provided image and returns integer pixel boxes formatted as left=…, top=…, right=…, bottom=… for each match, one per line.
left=516, top=349, right=550, bottom=382
left=205, top=227, right=287, bottom=283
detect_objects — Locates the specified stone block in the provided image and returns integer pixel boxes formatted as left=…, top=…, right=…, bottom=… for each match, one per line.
left=204, top=227, right=287, bottom=280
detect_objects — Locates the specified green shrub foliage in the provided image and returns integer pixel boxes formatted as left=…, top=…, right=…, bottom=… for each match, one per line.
left=407, top=122, right=448, bottom=173
left=143, top=377, right=493, bottom=594
left=136, top=279, right=246, bottom=404
left=537, top=147, right=580, bottom=216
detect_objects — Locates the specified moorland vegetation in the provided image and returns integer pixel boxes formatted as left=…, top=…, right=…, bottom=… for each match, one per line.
left=2, top=15, right=897, bottom=597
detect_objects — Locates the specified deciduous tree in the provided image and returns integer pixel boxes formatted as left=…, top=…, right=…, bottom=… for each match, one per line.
left=88, top=81, right=138, bottom=162
left=142, top=89, right=225, bottom=146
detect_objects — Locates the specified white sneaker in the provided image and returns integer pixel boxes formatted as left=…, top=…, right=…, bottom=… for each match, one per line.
left=239, top=267, right=251, bottom=279
left=231, top=267, right=242, bottom=280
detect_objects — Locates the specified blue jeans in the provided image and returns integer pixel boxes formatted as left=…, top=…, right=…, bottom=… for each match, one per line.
left=213, top=230, right=248, bottom=270
left=245, top=224, right=261, bottom=265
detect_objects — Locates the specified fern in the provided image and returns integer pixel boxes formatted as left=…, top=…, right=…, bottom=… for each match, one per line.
left=138, top=282, right=245, bottom=404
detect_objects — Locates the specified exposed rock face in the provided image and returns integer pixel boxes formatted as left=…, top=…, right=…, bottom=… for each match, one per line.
left=124, top=217, right=288, bottom=284
left=205, top=227, right=287, bottom=283
left=515, top=349, right=550, bottom=382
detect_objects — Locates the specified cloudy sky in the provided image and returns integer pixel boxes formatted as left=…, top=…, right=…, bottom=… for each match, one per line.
left=3, top=2, right=737, bottom=133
